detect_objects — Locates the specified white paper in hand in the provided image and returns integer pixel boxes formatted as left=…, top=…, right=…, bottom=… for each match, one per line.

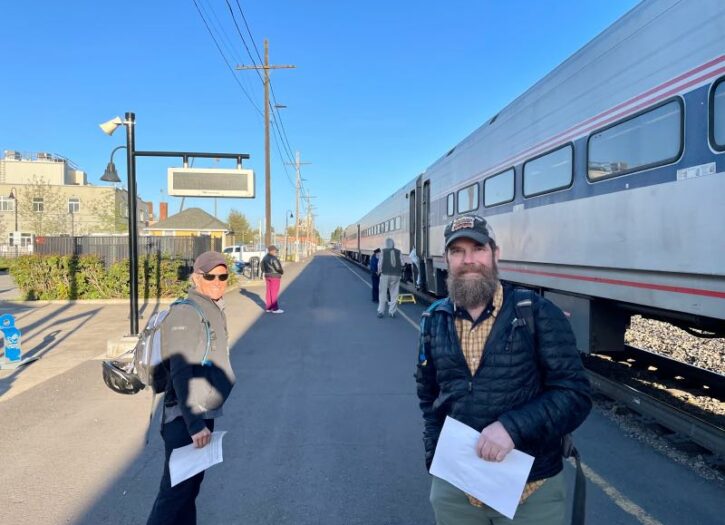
left=169, top=431, right=227, bottom=487
left=430, top=417, right=534, bottom=519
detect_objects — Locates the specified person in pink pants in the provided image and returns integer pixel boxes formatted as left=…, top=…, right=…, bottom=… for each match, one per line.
left=261, top=245, right=284, bottom=313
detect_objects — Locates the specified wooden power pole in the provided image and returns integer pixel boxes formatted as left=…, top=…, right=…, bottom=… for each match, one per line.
left=236, top=40, right=295, bottom=246
left=286, top=151, right=311, bottom=262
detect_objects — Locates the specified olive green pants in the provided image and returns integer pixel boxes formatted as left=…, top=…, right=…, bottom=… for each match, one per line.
left=430, top=472, right=566, bottom=525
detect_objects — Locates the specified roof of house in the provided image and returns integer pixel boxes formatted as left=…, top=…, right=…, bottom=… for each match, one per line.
left=145, top=207, right=228, bottom=232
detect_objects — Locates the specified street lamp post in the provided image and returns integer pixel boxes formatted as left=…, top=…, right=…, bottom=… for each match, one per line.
left=7, top=187, right=19, bottom=255
left=99, top=112, right=139, bottom=336
left=100, top=113, right=251, bottom=336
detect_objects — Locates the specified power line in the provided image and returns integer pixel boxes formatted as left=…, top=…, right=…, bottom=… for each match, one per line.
left=231, top=1, right=296, bottom=163
left=236, top=0, right=264, bottom=65
left=191, top=0, right=263, bottom=117
left=225, top=0, right=265, bottom=86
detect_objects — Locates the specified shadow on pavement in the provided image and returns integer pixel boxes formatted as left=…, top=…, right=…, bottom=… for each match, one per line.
left=70, top=254, right=434, bottom=525
left=0, top=307, right=102, bottom=398
left=239, top=287, right=266, bottom=311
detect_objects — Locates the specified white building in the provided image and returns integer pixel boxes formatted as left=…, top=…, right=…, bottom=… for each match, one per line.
left=0, top=150, right=150, bottom=251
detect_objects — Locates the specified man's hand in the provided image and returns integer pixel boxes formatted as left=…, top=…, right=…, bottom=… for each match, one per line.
left=191, top=427, right=211, bottom=448
left=476, top=421, right=514, bottom=462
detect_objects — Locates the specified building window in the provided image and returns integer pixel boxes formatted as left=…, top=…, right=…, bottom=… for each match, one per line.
left=32, top=197, right=44, bottom=213
left=457, top=183, right=479, bottom=214
left=0, top=197, right=14, bottom=212
left=588, top=99, right=683, bottom=180
left=68, top=197, right=80, bottom=214
left=446, top=193, right=455, bottom=216
left=484, top=168, right=515, bottom=207
left=711, top=77, right=725, bottom=150
left=523, top=144, right=573, bottom=197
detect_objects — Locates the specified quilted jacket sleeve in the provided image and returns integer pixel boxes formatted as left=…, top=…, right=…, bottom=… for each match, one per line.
left=498, top=297, right=592, bottom=449
left=415, top=316, right=443, bottom=469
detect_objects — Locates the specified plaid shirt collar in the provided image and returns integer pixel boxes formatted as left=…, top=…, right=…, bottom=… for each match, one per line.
left=453, top=282, right=503, bottom=328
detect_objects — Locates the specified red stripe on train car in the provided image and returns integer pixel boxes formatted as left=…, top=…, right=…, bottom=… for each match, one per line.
left=498, top=267, right=725, bottom=299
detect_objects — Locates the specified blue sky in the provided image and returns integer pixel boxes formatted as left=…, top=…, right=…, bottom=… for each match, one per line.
left=0, top=0, right=639, bottom=237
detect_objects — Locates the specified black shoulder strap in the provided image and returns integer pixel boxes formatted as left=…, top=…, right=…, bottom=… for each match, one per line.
left=513, top=288, right=536, bottom=339
left=514, top=288, right=585, bottom=525
left=419, top=299, right=446, bottom=364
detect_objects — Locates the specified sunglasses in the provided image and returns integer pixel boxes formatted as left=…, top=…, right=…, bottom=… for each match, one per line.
left=200, top=273, right=229, bottom=282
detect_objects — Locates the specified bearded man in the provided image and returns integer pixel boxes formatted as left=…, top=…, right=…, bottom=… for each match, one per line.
left=415, top=215, right=591, bottom=525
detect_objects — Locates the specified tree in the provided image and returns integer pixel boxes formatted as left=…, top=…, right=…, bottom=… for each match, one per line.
left=18, top=176, right=66, bottom=236
left=88, top=191, right=127, bottom=234
left=227, top=210, right=252, bottom=244
left=330, top=226, right=344, bottom=243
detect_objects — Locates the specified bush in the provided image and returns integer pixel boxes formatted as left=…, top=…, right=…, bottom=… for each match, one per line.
left=8, top=253, right=237, bottom=300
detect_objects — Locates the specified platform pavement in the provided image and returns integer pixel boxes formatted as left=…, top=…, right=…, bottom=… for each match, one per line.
left=0, top=252, right=722, bottom=525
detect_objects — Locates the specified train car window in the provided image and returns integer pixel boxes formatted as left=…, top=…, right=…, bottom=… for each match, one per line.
left=588, top=99, right=682, bottom=180
left=523, top=145, right=573, bottom=197
left=712, top=78, right=725, bottom=150
left=446, top=193, right=455, bottom=216
left=395, top=216, right=401, bottom=230
left=457, top=183, right=479, bottom=213
left=484, top=169, right=515, bottom=206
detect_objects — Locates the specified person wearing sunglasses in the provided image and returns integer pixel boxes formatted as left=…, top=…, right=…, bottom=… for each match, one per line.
left=261, top=245, right=285, bottom=313
left=147, top=251, right=236, bottom=525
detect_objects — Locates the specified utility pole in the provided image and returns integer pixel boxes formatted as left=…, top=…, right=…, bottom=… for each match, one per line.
left=236, top=40, right=295, bottom=246
left=286, top=151, right=311, bottom=262
left=303, top=191, right=317, bottom=257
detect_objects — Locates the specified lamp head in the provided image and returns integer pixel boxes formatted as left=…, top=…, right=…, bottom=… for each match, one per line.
left=8, top=189, right=15, bottom=200
left=101, top=162, right=121, bottom=183
left=99, top=116, right=124, bottom=136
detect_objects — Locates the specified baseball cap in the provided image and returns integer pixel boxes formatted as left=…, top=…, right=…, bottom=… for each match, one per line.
left=444, top=215, right=496, bottom=248
left=193, top=251, right=228, bottom=273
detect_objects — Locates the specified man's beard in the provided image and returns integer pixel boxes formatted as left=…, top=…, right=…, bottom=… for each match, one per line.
left=446, top=261, right=499, bottom=309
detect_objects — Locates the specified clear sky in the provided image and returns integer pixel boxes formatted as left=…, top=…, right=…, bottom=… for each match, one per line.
left=0, top=0, right=640, bottom=237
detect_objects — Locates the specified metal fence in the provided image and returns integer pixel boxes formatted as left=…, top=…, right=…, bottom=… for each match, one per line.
left=0, top=244, right=34, bottom=258
left=32, top=235, right=222, bottom=267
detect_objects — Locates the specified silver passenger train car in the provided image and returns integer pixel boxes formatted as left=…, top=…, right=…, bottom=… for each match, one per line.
left=343, top=0, right=725, bottom=352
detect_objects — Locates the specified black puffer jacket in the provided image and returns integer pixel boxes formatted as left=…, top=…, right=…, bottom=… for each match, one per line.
left=416, top=284, right=591, bottom=481
left=261, top=253, right=284, bottom=278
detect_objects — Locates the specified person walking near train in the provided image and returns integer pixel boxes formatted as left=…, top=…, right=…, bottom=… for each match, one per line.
left=261, top=245, right=284, bottom=313
left=370, top=248, right=381, bottom=303
left=416, top=214, right=591, bottom=525
left=377, top=238, right=402, bottom=318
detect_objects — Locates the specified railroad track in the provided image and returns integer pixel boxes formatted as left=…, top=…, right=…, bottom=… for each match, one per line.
left=599, top=345, right=725, bottom=400
left=587, top=370, right=725, bottom=458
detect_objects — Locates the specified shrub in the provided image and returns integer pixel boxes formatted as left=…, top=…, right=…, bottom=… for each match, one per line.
left=8, top=253, right=237, bottom=300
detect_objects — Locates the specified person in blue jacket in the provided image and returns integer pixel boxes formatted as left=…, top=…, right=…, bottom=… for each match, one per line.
left=369, top=248, right=381, bottom=303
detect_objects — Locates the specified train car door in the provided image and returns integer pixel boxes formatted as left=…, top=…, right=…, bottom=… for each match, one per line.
left=409, top=188, right=416, bottom=250
left=421, top=179, right=430, bottom=258
left=356, top=224, right=361, bottom=261
left=421, top=179, right=432, bottom=291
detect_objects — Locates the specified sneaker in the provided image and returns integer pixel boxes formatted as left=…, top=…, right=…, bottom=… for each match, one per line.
left=265, top=309, right=273, bottom=313
left=272, top=309, right=285, bottom=314
left=377, top=312, right=384, bottom=318
left=389, top=312, right=396, bottom=318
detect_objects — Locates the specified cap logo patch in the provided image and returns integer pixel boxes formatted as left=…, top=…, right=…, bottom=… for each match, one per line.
left=451, top=216, right=475, bottom=232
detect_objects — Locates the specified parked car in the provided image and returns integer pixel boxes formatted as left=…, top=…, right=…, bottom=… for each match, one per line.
left=222, top=245, right=266, bottom=264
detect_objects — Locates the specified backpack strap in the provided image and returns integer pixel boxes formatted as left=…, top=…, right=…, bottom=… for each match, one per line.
left=513, top=288, right=585, bottom=525
left=171, top=299, right=213, bottom=366
left=149, top=299, right=213, bottom=445
left=513, top=288, right=536, bottom=340
left=419, top=300, right=444, bottom=364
